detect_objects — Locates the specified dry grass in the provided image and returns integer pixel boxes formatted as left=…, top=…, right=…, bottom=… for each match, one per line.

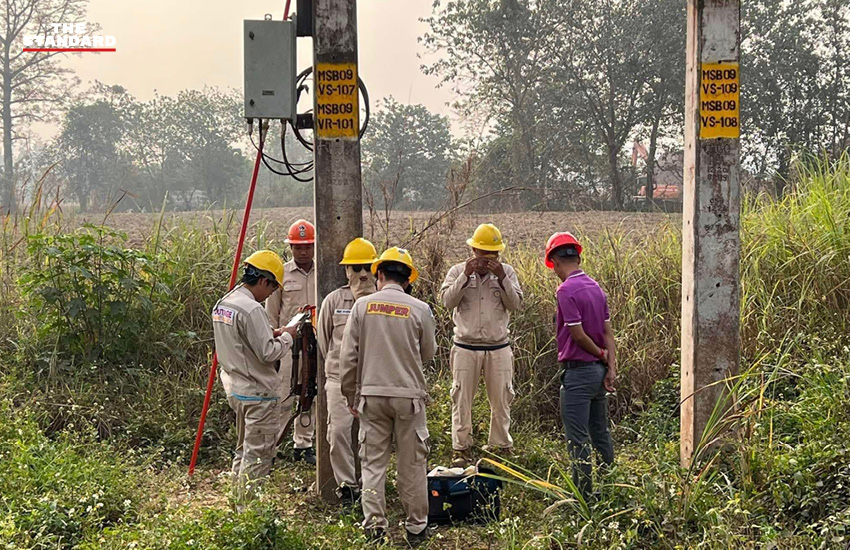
left=77, top=207, right=677, bottom=258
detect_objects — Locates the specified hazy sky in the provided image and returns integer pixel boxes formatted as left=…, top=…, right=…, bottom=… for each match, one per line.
left=44, top=0, right=457, bottom=137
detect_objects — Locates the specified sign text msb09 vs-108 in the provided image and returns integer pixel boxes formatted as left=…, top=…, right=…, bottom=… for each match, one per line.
left=315, top=63, right=359, bottom=140
left=699, top=62, right=740, bottom=139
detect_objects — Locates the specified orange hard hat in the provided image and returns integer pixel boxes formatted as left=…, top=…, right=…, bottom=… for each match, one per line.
left=545, top=232, right=582, bottom=268
left=284, top=219, right=315, bottom=244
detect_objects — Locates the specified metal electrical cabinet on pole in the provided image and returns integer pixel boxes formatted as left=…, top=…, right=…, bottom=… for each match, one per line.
left=312, top=0, right=362, bottom=500
left=680, top=0, right=741, bottom=467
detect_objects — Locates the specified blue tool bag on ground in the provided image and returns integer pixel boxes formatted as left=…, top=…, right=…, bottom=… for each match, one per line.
left=427, top=464, right=502, bottom=525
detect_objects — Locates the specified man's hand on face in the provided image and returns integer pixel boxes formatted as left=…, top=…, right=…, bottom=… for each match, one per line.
left=463, top=256, right=479, bottom=277
left=486, top=259, right=507, bottom=280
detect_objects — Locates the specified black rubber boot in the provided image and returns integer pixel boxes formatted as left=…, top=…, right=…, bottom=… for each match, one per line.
left=293, top=446, right=316, bottom=465
left=337, top=484, right=361, bottom=506
left=406, top=527, right=431, bottom=548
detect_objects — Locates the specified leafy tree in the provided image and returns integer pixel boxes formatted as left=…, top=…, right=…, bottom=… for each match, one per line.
left=171, top=88, right=247, bottom=209
left=421, top=0, right=571, bottom=208
left=742, top=0, right=850, bottom=188
left=362, top=97, right=454, bottom=211
left=423, top=0, right=686, bottom=209
left=0, top=0, right=90, bottom=212
left=551, top=0, right=685, bottom=207
left=123, top=94, right=183, bottom=211
left=637, top=0, right=686, bottom=200
left=121, top=87, right=247, bottom=211
left=57, top=84, right=132, bottom=211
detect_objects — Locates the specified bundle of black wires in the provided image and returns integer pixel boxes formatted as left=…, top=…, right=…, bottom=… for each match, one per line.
left=250, top=67, right=371, bottom=183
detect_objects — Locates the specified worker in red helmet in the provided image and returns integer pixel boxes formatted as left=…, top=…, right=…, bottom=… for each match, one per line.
left=266, top=219, right=317, bottom=464
left=545, top=232, right=615, bottom=499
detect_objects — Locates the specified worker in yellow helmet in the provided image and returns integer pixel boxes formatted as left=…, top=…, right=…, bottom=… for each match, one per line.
left=212, top=250, right=298, bottom=509
left=316, top=238, right=379, bottom=505
left=339, top=247, right=437, bottom=545
left=439, top=224, right=523, bottom=467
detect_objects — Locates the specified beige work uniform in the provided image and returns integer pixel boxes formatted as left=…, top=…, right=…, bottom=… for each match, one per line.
left=440, top=263, right=523, bottom=451
left=339, top=284, right=437, bottom=535
left=266, top=260, right=316, bottom=449
left=212, top=286, right=294, bottom=504
left=317, top=286, right=359, bottom=489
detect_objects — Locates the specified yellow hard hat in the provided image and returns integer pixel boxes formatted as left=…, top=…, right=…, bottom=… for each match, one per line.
left=340, top=237, right=378, bottom=265
left=243, top=250, right=285, bottom=285
left=371, top=246, right=419, bottom=283
left=467, top=223, right=506, bottom=252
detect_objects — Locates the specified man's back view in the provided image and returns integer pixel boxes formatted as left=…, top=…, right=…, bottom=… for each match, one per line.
left=339, top=247, right=437, bottom=545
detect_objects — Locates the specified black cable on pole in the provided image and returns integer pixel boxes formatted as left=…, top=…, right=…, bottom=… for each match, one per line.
left=358, top=76, right=370, bottom=138
left=250, top=126, right=314, bottom=181
left=281, top=124, right=314, bottom=180
left=250, top=131, right=312, bottom=167
left=261, top=153, right=313, bottom=182
left=291, top=118, right=314, bottom=152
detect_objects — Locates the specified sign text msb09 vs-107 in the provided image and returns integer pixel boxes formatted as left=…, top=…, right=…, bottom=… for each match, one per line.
left=315, top=63, right=359, bottom=140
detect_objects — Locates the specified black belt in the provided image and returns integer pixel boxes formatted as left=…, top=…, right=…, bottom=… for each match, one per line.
left=560, top=360, right=602, bottom=370
left=453, top=341, right=511, bottom=352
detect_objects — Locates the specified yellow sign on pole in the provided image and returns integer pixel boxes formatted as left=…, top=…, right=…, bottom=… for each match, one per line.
left=315, top=63, right=359, bottom=140
left=699, top=62, right=740, bottom=139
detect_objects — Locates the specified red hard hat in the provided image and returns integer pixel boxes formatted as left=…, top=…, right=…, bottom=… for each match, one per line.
left=285, top=219, right=315, bottom=244
left=545, top=232, right=582, bottom=268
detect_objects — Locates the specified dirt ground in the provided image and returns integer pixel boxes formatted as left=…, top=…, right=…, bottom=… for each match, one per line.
left=80, top=207, right=679, bottom=259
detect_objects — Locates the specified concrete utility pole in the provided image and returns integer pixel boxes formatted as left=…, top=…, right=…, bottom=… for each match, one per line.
left=312, top=0, right=362, bottom=500
left=681, top=0, right=741, bottom=467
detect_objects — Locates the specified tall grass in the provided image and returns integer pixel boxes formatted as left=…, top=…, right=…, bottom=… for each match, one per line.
left=3, top=155, right=850, bottom=456
left=0, top=155, right=849, bottom=548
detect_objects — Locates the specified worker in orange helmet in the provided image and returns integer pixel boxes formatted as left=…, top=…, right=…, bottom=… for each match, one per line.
left=266, top=219, right=317, bottom=464
left=545, top=232, right=616, bottom=499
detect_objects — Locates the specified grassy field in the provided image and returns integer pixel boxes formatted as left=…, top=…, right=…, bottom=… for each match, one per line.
left=78, top=207, right=674, bottom=253
left=2, top=156, right=850, bottom=549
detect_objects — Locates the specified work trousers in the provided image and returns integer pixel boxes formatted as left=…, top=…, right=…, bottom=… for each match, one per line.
left=450, top=345, right=515, bottom=451
left=278, top=353, right=316, bottom=449
left=326, top=380, right=358, bottom=488
left=227, top=396, right=280, bottom=507
left=559, top=362, right=614, bottom=498
left=359, top=396, right=429, bottom=535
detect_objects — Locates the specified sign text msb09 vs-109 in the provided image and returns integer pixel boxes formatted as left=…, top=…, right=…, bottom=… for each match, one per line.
left=699, top=62, right=740, bottom=140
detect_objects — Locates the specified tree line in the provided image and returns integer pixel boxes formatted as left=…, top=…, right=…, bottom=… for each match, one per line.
left=421, top=0, right=850, bottom=209
left=12, top=86, right=453, bottom=213
left=1, top=0, right=848, bottom=213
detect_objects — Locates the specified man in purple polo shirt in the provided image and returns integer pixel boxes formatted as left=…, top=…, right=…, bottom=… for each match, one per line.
left=545, top=232, right=616, bottom=498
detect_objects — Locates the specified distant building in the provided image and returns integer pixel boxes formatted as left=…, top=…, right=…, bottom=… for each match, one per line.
left=636, top=150, right=684, bottom=201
